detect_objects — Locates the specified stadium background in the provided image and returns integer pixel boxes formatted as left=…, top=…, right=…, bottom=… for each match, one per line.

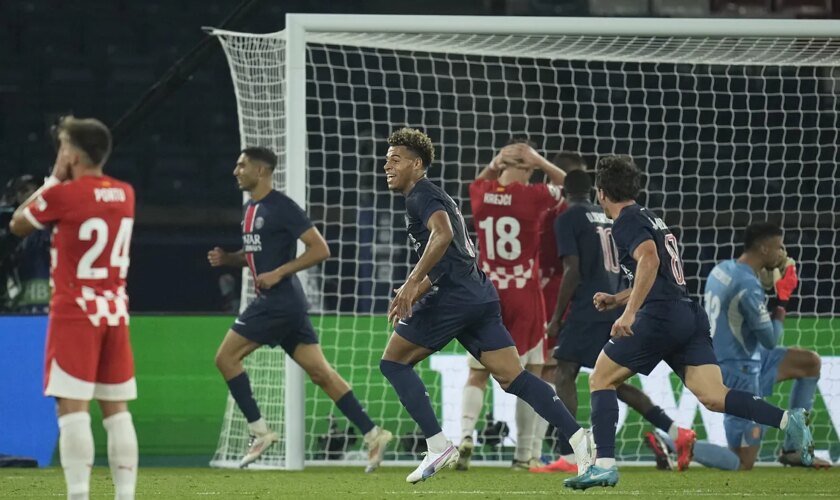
left=1, top=0, right=839, bottom=471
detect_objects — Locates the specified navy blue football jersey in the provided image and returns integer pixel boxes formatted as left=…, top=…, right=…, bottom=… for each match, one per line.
left=242, top=190, right=313, bottom=308
left=405, top=178, right=497, bottom=305
left=610, top=204, right=688, bottom=303
left=554, top=200, right=625, bottom=323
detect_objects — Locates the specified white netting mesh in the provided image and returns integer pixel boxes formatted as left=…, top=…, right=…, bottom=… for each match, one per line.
left=212, top=27, right=840, bottom=468
left=305, top=33, right=840, bottom=66
left=210, top=34, right=289, bottom=469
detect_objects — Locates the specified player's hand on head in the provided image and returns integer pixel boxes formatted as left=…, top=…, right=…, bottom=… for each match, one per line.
left=496, top=146, right=516, bottom=169
left=489, top=151, right=504, bottom=171
left=611, top=312, right=635, bottom=337
left=519, top=144, right=543, bottom=165
left=593, top=292, right=616, bottom=311
left=207, top=247, right=227, bottom=267
left=256, top=270, right=283, bottom=289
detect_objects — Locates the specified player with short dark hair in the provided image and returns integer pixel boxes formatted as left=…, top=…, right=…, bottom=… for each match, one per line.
left=208, top=146, right=392, bottom=471
left=381, top=128, right=592, bottom=484
left=240, top=146, right=278, bottom=169
left=525, top=152, right=586, bottom=467
left=458, top=140, right=566, bottom=471
left=534, top=169, right=696, bottom=474
left=10, top=116, right=138, bottom=500
left=564, top=155, right=813, bottom=490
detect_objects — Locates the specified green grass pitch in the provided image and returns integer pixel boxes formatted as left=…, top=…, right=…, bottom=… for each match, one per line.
left=1, top=466, right=837, bottom=499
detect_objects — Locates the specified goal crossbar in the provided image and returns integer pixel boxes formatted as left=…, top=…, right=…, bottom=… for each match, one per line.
left=213, top=14, right=840, bottom=38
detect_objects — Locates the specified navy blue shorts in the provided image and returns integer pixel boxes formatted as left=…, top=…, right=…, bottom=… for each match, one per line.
left=553, top=320, right=612, bottom=369
left=603, top=299, right=717, bottom=376
left=394, top=300, right=515, bottom=360
left=231, top=295, right=319, bottom=356
left=720, top=347, right=787, bottom=448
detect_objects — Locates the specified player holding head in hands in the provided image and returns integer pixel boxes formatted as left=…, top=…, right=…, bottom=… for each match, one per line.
left=381, top=128, right=592, bottom=484
left=536, top=169, right=695, bottom=474
left=208, top=147, right=392, bottom=471
left=10, top=117, right=138, bottom=500
left=458, top=139, right=566, bottom=471
left=564, top=155, right=813, bottom=490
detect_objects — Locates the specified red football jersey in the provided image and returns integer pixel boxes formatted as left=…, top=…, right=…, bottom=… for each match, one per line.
left=23, top=175, right=135, bottom=323
left=469, top=179, right=561, bottom=290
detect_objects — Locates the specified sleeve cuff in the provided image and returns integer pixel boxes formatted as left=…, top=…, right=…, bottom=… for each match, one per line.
left=21, top=206, right=45, bottom=230
left=42, top=176, right=60, bottom=189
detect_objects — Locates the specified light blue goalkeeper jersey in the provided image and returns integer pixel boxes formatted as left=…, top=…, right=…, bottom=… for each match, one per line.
left=704, top=259, right=784, bottom=363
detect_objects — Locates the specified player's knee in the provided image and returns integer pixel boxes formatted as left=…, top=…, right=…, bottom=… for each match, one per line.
left=214, top=351, right=230, bottom=372
left=697, top=391, right=725, bottom=413
left=308, top=366, right=335, bottom=387
left=492, top=371, right=518, bottom=390
left=588, top=370, right=615, bottom=392
left=804, top=350, right=821, bottom=378
left=379, top=358, right=404, bottom=378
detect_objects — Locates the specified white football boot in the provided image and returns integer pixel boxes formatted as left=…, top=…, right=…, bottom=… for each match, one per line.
left=406, top=442, right=459, bottom=484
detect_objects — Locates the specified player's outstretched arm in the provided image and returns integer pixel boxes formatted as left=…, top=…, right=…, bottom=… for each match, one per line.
left=208, top=247, right=247, bottom=268
left=255, top=226, right=330, bottom=289
left=547, top=255, right=581, bottom=337
left=388, top=210, right=452, bottom=325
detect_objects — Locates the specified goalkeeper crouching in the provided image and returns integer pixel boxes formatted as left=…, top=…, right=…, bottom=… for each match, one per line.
left=648, top=222, right=829, bottom=470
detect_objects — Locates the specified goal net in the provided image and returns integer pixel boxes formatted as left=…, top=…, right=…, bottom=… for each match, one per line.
left=210, top=17, right=840, bottom=468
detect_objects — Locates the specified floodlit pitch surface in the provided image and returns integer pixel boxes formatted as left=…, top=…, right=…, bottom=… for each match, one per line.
left=1, top=466, right=837, bottom=498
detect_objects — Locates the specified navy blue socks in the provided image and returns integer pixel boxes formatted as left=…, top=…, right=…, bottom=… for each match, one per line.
left=335, top=391, right=376, bottom=435
left=724, top=389, right=784, bottom=428
left=591, top=389, right=619, bottom=459
left=380, top=359, right=442, bottom=438
left=226, top=372, right=261, bottom=423
left=505, top=371, right=581, bottom=440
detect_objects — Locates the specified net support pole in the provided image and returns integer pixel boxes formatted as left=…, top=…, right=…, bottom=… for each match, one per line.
left=284, top=15, right=307, bottom=471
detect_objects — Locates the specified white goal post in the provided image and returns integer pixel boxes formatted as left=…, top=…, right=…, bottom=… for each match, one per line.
left=209, top=15, right=840, bottom=470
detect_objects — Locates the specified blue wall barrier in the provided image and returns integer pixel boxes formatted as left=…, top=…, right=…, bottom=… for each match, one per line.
left=0, top=316, right=58, bottom=467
